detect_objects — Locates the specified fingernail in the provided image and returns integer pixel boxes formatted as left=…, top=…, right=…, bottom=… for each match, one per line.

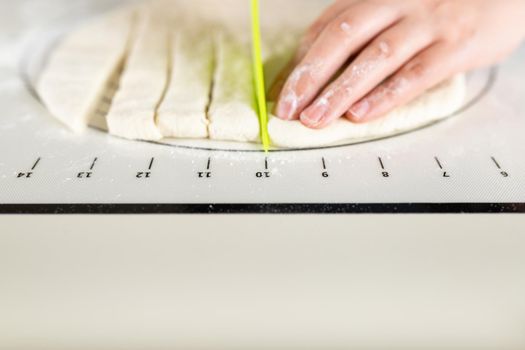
left=300, top=102, right=328, bottom=127
left=349, top=100, right=370, bottom=121
left=276, top=91, right=298, bottom=120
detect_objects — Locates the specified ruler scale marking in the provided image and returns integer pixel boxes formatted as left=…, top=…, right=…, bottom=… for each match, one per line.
left=90, top=157, right=98, bottom=171
left=31, top=157, right=41, bottom=170
left=378, top=157, right=385, bottom=170
left=491, top=156, right=502, bottom=170
left=435, top=157, right=444, bottom=170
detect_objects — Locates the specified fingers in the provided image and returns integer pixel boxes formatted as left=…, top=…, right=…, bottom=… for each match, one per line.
left=268, top=60, right=295, bottom=101
left=269, top=1, right=358, bottom=101
left=300, top=18, right=436, bottom=128
left=296, top=0, right=358, bottom=61
left=275, top=2, right=402, bottom=121
left=346, top=42, right=457, bottom=123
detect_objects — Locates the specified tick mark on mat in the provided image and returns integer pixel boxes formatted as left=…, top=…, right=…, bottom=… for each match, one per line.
left=256, top=158, right=271, bottom=179
left=321, top=157, right=329, bottom=178
left=31, top=157, right=41, bottom=170
left=198, top=157, right=213, bottom=179
left=378, top=157, right=390, bottom=178
left=435, top=156, right=451, bottom=178
left=90, top=157, right=98, bottom=171
left=491, top=156, right=502, bottom=170
left=148, top=157, right=155, bottom=170
left=378, top=157, right=385, bottom=170
left=491, top=156, right=509, bottom=178
left=435, top=157, right=443, bottom=170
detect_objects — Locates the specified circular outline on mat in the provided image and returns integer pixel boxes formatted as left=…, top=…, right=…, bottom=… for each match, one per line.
left=19, top=16, right=497, bottom=153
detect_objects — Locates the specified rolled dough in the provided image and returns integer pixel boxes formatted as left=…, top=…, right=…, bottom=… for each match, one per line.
left=156, top=29, right=214, bottom=139
left=208, top=31, right=260, bottom=143
left=37, top=0, right=468, bottom=149
left=106, top=8, right=168, bottom=141
left=268, top=75, right=467, bottom=148
left=37, top=8, right=135, bottom=132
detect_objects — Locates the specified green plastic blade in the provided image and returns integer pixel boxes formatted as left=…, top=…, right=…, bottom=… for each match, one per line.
left=251, top=0, right=270, bottom=151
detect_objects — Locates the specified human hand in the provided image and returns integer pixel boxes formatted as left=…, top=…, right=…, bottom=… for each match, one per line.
left=273, top=0, right=525, bottom=128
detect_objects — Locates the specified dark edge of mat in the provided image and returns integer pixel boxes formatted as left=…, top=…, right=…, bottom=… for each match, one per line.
left=0, top=203, right=524, bottom=214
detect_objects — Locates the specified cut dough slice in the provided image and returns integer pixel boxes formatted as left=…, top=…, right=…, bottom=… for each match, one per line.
left=156, top=29, right=214, bottom=139
left=37, top=8, right=135, bottom=132
left=89, top=77, right=120, bottom=131
left=208, top=32, right=260, bottom=143
left=106, top=9, right=169, bottom=141
left=268, top=75, right=467, bottom=148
